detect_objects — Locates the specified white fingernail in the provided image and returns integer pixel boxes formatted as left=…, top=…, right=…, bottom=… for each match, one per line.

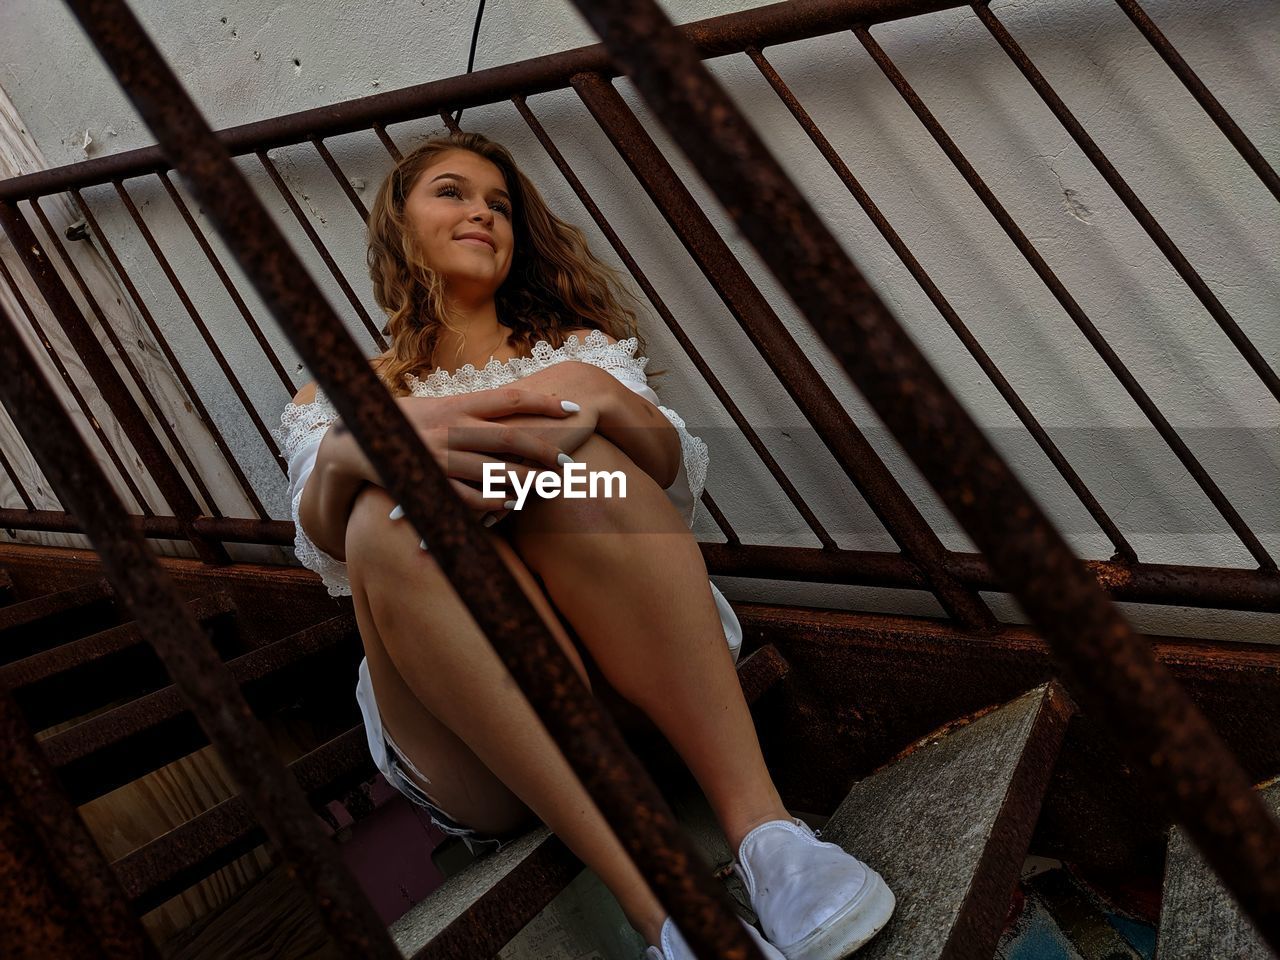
left=561, top=400, right=580, bottom=413
left=482, top=513, right=499, bottom=527
left=503, top=500, right=517, bottom=511
left=557, top=452, right=574, bottom=466
left=419, top=538, right=429, bottom=551
left=389, top=503, right=405, bottom=520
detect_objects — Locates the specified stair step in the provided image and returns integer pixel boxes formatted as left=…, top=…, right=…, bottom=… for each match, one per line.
left=113, top=725, right=374, bottom=913
left=46, top=613, right=359, bottom=803
left=2, top=591, right=237, bottom=730
left=0, top=569, right=15, bottom=605
left=0, top=577, right=119, bottom=661
left=390, top=644, right=791, bottom=959
left=1157, top=775, right=1278, bottom=958
left=820, top=682, right=1075, bottom=959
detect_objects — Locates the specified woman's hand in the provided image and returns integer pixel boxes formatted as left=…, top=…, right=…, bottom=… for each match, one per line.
left=394, top=387, right=599, bottom=520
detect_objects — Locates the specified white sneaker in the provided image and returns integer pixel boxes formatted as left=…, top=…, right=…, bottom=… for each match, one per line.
left=733, top=818, right=895, bottom=960
left=644, top=914, right=785, bottom=959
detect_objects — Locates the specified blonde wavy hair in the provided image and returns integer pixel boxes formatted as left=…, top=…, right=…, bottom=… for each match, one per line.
left=366, top=131, right=662, bottom=396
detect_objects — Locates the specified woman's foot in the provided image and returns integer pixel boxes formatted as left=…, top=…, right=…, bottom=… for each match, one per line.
left=644, top=914, right=785, bottom=959
left=733, top=818, right=895, bottom=960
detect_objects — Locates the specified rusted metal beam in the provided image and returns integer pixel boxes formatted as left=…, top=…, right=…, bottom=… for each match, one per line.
left=702, top=543, right=1280, bottom=613
left=0, top=509, right=295, bottom=545
left=8, top=508, right=1274, bottom=613
left=59, top=2, right=765, bottom=957
left=71, top=186, right=272, bottom=514
left=0, top=0, right=964, bottom=204
left=569, top=0, right=1280, bottom=948
left=0, top=688, right=158, bottom=959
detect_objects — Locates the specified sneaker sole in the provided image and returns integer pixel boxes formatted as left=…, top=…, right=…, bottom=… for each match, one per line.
left=778, top=869, right=896, bottom=960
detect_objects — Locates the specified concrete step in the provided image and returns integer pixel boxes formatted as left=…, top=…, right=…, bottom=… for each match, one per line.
left=1157, top=776, right=1279, bottom=958
left=819, top=682, right=1075, bottom=959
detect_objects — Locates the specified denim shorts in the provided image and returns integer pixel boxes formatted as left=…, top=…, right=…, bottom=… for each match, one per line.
left=357, top=658, right=522, bottom=856
left=382, top=729, right=520, bottom=856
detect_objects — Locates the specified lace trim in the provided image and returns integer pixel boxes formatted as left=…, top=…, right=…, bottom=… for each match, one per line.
left=272, top=330, right=649, bottom=457
left=274, top=393, right=338, bottom=462
left=289, top=460, right=352, bottom=598
left=657, top=403, right=709, bottom=523
left=403, top=329, right=648, bottom=396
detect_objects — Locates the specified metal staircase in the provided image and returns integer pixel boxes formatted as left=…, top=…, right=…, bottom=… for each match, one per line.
left=1, top=0, right=1278, bottom=957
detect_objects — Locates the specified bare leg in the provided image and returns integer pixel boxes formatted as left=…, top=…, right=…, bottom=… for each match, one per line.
left=344, top=483, right=668, bottom=943
left=508, top=431, right=790, bottom=852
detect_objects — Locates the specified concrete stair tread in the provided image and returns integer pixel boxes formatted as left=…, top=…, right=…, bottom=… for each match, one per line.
left=820, top=682, right=1075, bottom=959
left=1158, top=776, right=1279, bottom=959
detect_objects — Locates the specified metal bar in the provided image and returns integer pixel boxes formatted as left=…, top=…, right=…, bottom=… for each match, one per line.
left=1113, top=0, right=1280, bottom=204
left=573, top=71, right=995, bottom=630
left=75, top=186, right=272, bottom=515
left=0, top=256, right=151, bottom=514
left=745, top=44, right=1138, bottom=564
left=0, top=508, right=294, bottom=545
left=699, top=543, right=1280, bottom=613
left=157, top=171, right=298, bottom=393
left=112, top=179, right=291, bottom=478
left=853, top=25, right=1276, bottom=573
left=0, top=291, right=400, bottom=957
left=512, top=95, right=826, bottom=546
left=371, top=123, right=403, bottom=161
left=255, top=150, right=388, bottom=351
left=309, top=136, right=370, bottom=221
left=574, top=0, right=1280, bottom=947
left=62, top=3, right=765, bottom=958
left=0, top=438, right=37, bottom=511
left=24, top=196, right=227, bottom=526
left=0, top=0, right=968, bottom=204
left=0, top=201, right=229, bottom=564
left=699, top=490, right=739, bottom=546
left=972, top=1, right=1280, bottom=406
left=0, top=687, right=159, bottom=959
left=4, top=506, right=1273, bottom=613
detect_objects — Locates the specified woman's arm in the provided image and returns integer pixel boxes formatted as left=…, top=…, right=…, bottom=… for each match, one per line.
left=508, top=361, right=681, bottom=488
left=297, top=423, right=378, bottom=562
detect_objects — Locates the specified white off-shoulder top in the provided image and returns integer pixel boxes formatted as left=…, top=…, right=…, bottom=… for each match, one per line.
left=272, top=327, right=741, bottom=649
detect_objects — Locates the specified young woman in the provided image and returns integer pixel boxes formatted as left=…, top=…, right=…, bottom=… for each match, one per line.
left=276, top=131, right=894, bottom=960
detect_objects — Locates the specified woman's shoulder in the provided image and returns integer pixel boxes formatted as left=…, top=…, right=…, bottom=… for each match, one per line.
left=289, top=355, right=390, bottom=407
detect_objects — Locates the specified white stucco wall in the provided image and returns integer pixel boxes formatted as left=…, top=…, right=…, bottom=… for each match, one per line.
left=0, top=0, right=1276, bottom=641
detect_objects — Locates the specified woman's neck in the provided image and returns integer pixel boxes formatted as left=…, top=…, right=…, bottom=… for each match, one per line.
left=431, top=300, right=512, bottom=373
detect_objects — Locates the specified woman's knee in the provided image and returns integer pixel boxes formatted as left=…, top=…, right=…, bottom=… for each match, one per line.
left=509, top=431, right=686, bottom=544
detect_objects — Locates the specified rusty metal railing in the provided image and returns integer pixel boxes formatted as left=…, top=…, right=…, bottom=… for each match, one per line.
left=0, top=0, right=1277, bottom=957
left=0, top=0, right=1274, bottom=622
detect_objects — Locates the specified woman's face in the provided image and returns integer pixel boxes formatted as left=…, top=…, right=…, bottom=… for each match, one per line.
left=403, top=149, right=516, bottom=300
